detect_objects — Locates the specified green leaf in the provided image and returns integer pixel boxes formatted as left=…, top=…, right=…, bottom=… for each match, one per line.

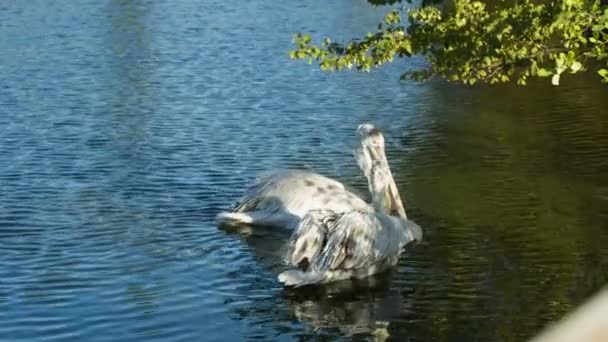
left=537, top=68, right=553, bottom=77
left=401, top=39, right=413, bottom=55
left=570, top=61, right=582, bottom=72
left=384, top=10, right=401, bottom=24
left=556, top=54, right=566, bottom=70
left=567, top=51, right=576, bottom=61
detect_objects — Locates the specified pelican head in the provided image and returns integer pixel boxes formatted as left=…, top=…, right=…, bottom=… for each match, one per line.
left=356, top=123, right=407, bottom=220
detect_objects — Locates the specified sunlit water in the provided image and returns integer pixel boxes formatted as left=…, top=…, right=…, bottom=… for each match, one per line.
left=1, top=0, right=607, bottom=341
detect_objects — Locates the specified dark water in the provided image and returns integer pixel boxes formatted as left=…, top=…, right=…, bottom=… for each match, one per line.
left=1, top=0, right=607, bottom=341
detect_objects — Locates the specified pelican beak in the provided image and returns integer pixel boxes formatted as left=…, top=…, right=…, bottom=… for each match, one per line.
left=364, top=143, right=407, bottom=219
left=357, top=123, right=408, bottom=219
left=366, top=145, right=384, bottom=165
left=387, top=181, right=407, bottom=219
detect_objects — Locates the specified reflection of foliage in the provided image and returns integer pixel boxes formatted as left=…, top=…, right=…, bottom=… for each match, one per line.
left=291, top=0, right=608, bottom=85
left=381, top=77, right=608, bottom=340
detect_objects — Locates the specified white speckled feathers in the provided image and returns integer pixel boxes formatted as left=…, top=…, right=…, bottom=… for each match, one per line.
left=216, top=170, right=371, bottom=228
left=278, top=209, right=418, bottom=287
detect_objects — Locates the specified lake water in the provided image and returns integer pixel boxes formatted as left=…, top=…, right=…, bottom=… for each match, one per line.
left=1, top=0, right=607, bottom=341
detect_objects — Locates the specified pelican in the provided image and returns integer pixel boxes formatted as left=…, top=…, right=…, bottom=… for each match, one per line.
left=277, top=159, right=422, bottom=287
left=215, top=123, right=407, bottom=229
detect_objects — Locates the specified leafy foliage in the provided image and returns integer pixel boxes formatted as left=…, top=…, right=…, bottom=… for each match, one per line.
left=290, top=0, right=608, bottom=85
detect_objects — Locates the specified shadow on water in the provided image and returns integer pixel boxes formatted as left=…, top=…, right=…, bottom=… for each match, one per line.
left=378, top=74, right=608, bottom=341
left=218, top=223, right=292, bottom=268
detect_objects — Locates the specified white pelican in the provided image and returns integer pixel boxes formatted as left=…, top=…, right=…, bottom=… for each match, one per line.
left=277, top=159, right=422, bottom=287
left=215, top=123, right=407, bottom=229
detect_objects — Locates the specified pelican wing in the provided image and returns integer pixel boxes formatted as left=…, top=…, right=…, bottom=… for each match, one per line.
left=284, top=209, right=338, bottom=267
left=233, top=170, right=369, bottom=217
left=312, top=211, right=401, bottom=272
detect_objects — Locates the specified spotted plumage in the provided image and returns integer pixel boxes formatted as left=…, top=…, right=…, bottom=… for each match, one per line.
left=278, top=160, right=422, bottom=287
left=215, top=123, right=421, bottom=286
